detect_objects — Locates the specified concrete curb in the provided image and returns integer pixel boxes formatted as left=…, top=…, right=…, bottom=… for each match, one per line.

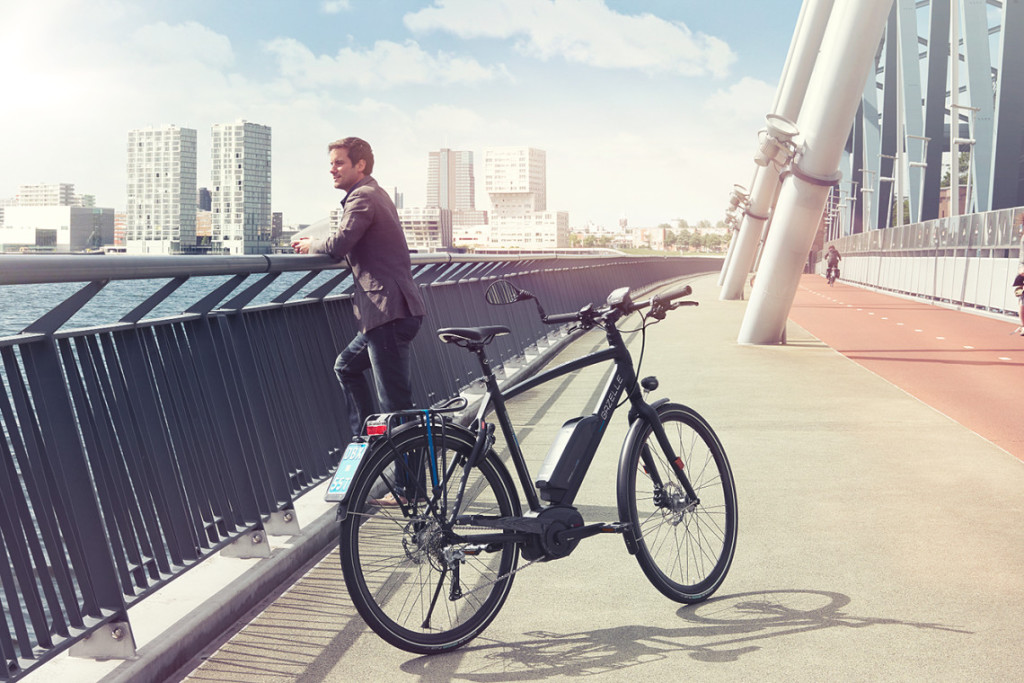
left=102, top=503, right=341, bottom=683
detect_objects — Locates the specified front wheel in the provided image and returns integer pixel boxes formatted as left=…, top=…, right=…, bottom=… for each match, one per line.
left=338, top=424, right=521, bottom=654
left=617, top=403, right=737, bottom=603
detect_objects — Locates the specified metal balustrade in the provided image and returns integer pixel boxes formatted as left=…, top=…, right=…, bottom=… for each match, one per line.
left=0, top=251, right=718, bottom=680
left=819, top=206, right=1024, bottom=318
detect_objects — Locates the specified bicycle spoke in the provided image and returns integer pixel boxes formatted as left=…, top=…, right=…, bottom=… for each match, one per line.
left=620, top=404, right=737, bottom=604
left=339, top=425, right=520, bottom=653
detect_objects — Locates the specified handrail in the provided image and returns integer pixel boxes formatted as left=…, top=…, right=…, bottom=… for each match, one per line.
left=818, top=205, right=1024, bottom=316
left=0, top=251, right=719, bottom=681
left=0, top=250, right=668, bottom=286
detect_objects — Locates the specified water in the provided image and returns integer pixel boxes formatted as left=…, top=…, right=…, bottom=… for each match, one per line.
left=0, top=270, right=351, bottom=338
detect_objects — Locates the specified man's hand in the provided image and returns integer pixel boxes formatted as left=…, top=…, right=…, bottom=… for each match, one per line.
left=292, top=237, right=311, bottom=254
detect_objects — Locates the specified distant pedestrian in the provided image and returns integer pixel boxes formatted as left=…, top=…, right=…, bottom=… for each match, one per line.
left=292, top=137, right=426, bottom=504
left=1012, top=264, right=1024, bottom=336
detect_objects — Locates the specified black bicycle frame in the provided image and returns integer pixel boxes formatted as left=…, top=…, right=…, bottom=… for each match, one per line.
left=469, top=320, right=696, bottom=515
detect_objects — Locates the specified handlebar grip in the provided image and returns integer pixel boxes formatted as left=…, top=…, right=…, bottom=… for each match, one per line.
left=543, top=311, right=580, bottom=325
left=653, top=283, right=692, bottom=306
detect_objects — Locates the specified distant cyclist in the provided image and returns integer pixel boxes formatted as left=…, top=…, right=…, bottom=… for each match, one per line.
left=1012, top=264, right=1024, bottom=335
left=825, top=245, right=842, bottom=286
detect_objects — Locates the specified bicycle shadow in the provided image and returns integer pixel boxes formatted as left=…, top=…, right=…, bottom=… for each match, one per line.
left=399, top=589, right=971, bottom=681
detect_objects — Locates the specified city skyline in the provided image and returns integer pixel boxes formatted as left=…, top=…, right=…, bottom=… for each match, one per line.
left=1, top=1, right=799, bottom=229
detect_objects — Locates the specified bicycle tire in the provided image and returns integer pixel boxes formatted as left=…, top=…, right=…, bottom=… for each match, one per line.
left=338, top=423, right=521, bottom=654
left=616, top=402, right=738, bottom=603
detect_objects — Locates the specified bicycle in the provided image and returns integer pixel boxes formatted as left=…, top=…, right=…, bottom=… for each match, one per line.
left=327, top=280, right=738, bottom=654
left=826, top=266, right=838, bottom=286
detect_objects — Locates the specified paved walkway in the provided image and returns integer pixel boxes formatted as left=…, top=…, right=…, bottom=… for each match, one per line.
left=790, top=274, right=1024, bottom=459
left=154, top=272, right=1024, bottom=682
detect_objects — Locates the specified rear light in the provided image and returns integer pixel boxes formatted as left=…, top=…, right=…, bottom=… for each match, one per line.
left=367, top=423, right=387, bottom=436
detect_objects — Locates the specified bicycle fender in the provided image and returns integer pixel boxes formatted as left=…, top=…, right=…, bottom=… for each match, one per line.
left=627, top=396, right=671, bottom=426
left=335, top=420, right=480, bottom=522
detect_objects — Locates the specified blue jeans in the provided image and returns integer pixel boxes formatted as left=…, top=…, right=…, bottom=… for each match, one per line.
left=334, top=316, right=422, bottom=437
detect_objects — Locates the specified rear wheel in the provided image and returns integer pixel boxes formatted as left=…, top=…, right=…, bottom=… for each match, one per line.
left=618, top=403, right=737, bottom=603
left=338, top=425, right=520, bottom=654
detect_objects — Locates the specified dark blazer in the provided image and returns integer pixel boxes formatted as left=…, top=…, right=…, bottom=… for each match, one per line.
left=312, top=176, right=425, bottom=332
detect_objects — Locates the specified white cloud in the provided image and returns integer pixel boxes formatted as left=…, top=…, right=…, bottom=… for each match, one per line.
left=321, top=0, right=351, bottom=13
left=131, top=21, right=235, bottom=69
left=0, top=1, right=781, bottom=230
left=404, top=0, right=736, bottom=78
left=265, top=37, right=508, bottom=88
left=704, top=77, right=777, bottom=125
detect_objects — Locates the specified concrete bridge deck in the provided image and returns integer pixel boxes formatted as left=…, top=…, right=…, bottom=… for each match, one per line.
left=53, top=273, right=1024, bottom=682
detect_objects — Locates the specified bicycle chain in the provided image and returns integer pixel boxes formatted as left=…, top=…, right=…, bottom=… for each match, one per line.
left=459, top=554, right=541, bottom=598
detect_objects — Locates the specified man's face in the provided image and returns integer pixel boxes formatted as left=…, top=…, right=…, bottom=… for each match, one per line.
left=330, top=147, right=365, bottom=192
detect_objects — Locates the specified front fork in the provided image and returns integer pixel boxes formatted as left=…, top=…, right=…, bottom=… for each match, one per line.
left=629, top=398, right=699, bottom=504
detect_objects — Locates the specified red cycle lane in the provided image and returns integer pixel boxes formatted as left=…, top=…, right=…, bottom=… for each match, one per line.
left=788, top=274, right=1024, bottom=460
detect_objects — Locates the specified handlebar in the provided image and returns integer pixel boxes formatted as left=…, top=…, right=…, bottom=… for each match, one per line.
left=542, top=310, right=586, bottom=325
left=652, top=283, right=692, bottom=308
left=542, top=284, right=696, bottom=326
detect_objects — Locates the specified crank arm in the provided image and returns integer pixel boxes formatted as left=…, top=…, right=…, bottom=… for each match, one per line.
left=554, top=521, right=626, bottom=545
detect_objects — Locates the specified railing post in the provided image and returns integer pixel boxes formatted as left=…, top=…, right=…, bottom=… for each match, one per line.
left=18, top=338, right=136, bottom=657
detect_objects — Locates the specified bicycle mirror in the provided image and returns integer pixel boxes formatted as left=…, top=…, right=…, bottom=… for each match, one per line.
left=485, top=280, right=528, bottom=305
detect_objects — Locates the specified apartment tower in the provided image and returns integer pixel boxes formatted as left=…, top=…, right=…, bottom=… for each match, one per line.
left=17, top=183, right=75, bottom=206
left=427, top=149, right=475, bottom=210
left=211, top=120, right=272, bottom=255
left=483, top=147, right=546, bottom=217
left=483, top=147, right=567, bottom=249
left=125, top=125, right=198, bottom=254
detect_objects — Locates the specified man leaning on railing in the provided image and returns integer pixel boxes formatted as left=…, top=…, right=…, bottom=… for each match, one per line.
left=292, top=136, right=425, bottom=505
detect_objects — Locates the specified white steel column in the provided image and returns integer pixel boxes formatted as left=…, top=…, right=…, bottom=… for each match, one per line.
left=950, top=0, right=961, bottom=219
left=717, top=185, right=748, bottom=285
left=720, top=0, right=834, bottom=300
left=738, top=0, right=895, bottom=344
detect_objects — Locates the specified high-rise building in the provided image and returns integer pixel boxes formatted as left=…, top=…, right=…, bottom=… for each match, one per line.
left=17, top=183, right=76, bottom=206
left=398, top=207, right=452, bottom=252
left=427, top=149, right=475, bottom=211
left=125, top=125, right=198, bottom=254
left=211, top=120, right=272, bottom=255
left=484, top=147, right=546, bottom=217
left=271, top=212, right=283, bottom=242
left=482, top=147, right=566, bottom=249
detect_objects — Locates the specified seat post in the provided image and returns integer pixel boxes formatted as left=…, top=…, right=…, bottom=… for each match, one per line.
left=472, top=344, right=497, bottom=382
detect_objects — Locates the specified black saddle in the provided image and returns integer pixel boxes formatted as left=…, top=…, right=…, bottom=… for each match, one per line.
left=437, top=325, right=511, bottom=347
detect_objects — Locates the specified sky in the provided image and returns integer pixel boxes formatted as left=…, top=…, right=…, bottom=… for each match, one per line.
left=0, top=0, right=802, bottom=230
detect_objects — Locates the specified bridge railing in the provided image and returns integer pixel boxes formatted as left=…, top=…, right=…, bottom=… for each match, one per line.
left=0, top=251, right=719, bottom=680
left=820, top=206, right=1024, bottom=317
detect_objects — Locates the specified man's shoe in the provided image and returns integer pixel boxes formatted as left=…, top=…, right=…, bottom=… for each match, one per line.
left=370, top=492, right=408, bottom=507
